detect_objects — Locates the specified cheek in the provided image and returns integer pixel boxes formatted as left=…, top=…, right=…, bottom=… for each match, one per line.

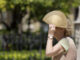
left=54, top=31, right=58, bottom=37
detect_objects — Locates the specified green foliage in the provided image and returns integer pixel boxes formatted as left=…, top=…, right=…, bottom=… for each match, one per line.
left=0, top=50, right=51, bottom=60
left=0, top=0, right=80, bottom=19
left=0, top=0, right=79, bottom=34
left=0, top=0, right=7, bottom=11
left=0, top=0, right=79, bottom=11
left=72, top=0, right=80, bottom=7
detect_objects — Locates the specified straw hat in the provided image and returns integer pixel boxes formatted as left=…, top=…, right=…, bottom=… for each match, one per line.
left=43, top=10, right=67, bottom=28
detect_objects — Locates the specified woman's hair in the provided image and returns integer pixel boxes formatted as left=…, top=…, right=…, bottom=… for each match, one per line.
left=64, top=19, right=73, bottom=37
left=64, top=29, right=72, bottom=37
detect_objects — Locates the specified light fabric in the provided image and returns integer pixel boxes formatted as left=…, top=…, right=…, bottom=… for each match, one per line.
left=59, top=38, right=69, bottom=52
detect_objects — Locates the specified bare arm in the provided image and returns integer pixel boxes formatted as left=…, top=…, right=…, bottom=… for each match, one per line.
left=46, top=24, right=65, bottom=57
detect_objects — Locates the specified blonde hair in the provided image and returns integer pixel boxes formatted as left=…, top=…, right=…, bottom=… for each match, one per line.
left=65, top=19, right=73, bottom=36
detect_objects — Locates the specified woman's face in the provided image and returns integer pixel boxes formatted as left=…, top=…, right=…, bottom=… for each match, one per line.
left=54, top=27, right=65, bottom=39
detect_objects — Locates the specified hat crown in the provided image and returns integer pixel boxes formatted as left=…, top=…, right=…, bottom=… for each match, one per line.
left=43, top=10, right=67, bottom=28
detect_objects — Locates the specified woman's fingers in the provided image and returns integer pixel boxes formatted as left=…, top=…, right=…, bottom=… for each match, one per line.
left=49, top=24, right=56, bottom=31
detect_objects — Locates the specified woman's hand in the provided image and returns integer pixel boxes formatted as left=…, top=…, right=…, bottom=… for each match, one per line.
left=49, top=24, right=56, bottom=31
left=48, top=24, right=56, bottom=38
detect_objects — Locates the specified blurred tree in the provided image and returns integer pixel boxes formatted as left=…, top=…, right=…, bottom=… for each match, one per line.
left=0, top=0, right=80, bottom=33
left=0, top=0, right=80, bottom=17
left=0, top=0, right=79, bottom=51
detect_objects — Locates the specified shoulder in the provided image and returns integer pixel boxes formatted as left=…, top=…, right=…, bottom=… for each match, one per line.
left=66, top=37, right=73, bottom=41
left=66, top=37, right=77, bottom=53
left=66, top=37, right=76, bottom=45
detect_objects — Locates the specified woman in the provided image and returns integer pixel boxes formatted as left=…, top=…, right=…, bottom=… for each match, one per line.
left=43, top=10, right=77, bottom=60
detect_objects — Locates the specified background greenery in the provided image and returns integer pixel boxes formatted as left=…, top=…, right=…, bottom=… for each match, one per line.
left=0, top=50, right=51, bottom=60
left=0, top=0, right=80, bottom=60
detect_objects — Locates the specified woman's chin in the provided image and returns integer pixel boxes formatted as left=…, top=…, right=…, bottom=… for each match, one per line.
left=54, top=36, right=57, bottom=40
left=54, top=36, right=59, bottom=41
